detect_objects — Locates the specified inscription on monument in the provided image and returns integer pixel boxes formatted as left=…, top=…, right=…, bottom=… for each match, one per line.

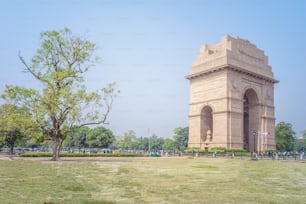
left=238, top=49, right=264, bottom=63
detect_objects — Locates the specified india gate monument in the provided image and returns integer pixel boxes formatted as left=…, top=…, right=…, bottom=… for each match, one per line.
left=187, top=35, right=278, bottom=152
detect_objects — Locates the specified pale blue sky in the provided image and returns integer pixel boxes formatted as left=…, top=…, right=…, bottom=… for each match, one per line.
left=0, top=0, right=305, bottom=137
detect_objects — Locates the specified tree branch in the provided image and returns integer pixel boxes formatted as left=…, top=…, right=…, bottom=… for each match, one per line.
left=18, top=52, right=52, bottom=87
left=74, top=120, right=110, bottom=129
left=18, top=52, right=42, bottom=80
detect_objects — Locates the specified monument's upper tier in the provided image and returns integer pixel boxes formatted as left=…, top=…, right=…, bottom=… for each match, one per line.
left=190, top=35, right=274, bottom=79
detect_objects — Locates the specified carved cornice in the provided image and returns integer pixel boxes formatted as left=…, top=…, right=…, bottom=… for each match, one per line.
left=186, top=64, right=279, bottom=84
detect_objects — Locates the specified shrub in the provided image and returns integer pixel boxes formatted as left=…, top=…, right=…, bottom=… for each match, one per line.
left=20, top=152, right=149, bottom=157
left=184, top=147, right=201, bottom=153
left=229, top=149, right=250, bottom=156
left=20, top=152, right=52, bottom=157
left=230, top=149, right=248, bottom=153
left=210, top=147, right=227, bottom=153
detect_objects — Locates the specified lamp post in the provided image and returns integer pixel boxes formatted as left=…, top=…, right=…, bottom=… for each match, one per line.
left=148, top=128, right=150, bottom=153
left=252, top=130, right=257, bottom=153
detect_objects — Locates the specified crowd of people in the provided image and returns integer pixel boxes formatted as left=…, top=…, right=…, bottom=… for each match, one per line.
left=252, top=150, right=305, bottom=160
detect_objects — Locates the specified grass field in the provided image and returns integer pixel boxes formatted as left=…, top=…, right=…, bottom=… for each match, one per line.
left=0, top=157, right=305, bottom=204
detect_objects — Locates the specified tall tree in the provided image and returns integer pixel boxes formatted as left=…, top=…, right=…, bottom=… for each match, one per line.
left=173, top=127, right=189, bottom=150
left=0, top=104, right=36, bottom=155
left=294, top=130, right=306, bottom=151
left=86, top=126, right=114, bottom=148
left=115, top=130, right=136, bottom=150
left=275, top=122, right=295, bottom=151
left=132, top=137, right=143, bottom=150
left=140, top=137, right=150, bottom=151
left=149, top=134, right=164, bottom=151
left=294, top=138, right=306, bottom=152
left=302, top=130, right=306, bottom=139
left=1, top=28, right=118, bottom=160
left=64, top=126, right=90, bottom=153
left=162, top=138, right=175, bottom=150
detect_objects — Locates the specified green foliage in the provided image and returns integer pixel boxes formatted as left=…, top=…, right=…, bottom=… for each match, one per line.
left=131, top=137, right=144, bottom=150
left=63, top=126, right=115, bottom=151
left=64, top=126, right=89, bottom=152
left=86, top=126, right=115, bottom=148
left=173, top=127, right=188, bottom=150
left=275, top=122, right=296, bottom=151
left=162, top=138, right=175, bottom=150
left=113, top=127, right=188, bottom=151
left=302, top=130, right=306, bottom=139
left=229, top=149, right=248, bottom=153
left=141, top=137, right=150, bottom=151
left=294, top=130, right=306, bottom=151
left=20, top=152, right=148, bottom=157
left=115, top=130, right=136, bottom=150
left=114, top=131, right=166, bottom=151
left=294, top=138, right=306, bottom=151
left=210, top=147, right=227, bottom=153
left=2, top=28, right=118, bottom=160
left=228, top=149, right=250, bottom=157
left=19, top=152, right=53, bottom=157
left=184, top=147, right=201, bottom=153
left=0, top=104, right=37, bottom=154
left=148, top=134, right=164, bottom=151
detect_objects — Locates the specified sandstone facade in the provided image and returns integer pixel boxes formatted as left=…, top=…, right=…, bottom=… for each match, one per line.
left=186, top=35, right=278, bottom=152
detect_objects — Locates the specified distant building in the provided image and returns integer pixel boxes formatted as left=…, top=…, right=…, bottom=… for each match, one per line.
left=186, top=35, right=278, bottom=152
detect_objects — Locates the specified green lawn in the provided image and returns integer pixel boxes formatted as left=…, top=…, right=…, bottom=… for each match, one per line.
left=0, top=157, right=305, bottom=204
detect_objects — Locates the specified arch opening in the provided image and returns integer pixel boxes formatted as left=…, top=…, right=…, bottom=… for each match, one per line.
left=201, top=106, right=213, bottom=144
left=243, top=89, right=259, bottom=152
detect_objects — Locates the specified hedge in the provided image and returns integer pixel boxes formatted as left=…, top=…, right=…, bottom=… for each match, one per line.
left=20, top=152, right=149, bottom=157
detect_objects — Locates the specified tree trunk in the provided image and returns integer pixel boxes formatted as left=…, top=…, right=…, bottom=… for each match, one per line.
left=52, top=137, right=63, bottom=161
left=9, top=143, right=14, bottom=156
left=8, top=131, right=15, bottom=156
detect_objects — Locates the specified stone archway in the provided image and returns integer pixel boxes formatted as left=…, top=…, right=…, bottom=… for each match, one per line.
left=201, top=106, right=213, bottom=145
left=187, top=35, right=278, bottom=151
left=243, top=89, right=259, bottom=152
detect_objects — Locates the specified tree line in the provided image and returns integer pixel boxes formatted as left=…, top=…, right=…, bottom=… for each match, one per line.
left=114, top=127, right=188, bottom=151
left=0, top=122, right=189, bottom=154
left=2, top=115, right=305, bottom=155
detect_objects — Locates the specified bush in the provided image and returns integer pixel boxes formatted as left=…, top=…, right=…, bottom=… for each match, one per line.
left=210, top=147, right=227, bottom=153
left=184, top=147, right=201, bottom=153
left=229, top=149, right=250, bottom=156
left=19, top=152, right=53, bottom=157
left=230, top=149, right=249, bottom=153
left=20, top=152, right=149, bottom=157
